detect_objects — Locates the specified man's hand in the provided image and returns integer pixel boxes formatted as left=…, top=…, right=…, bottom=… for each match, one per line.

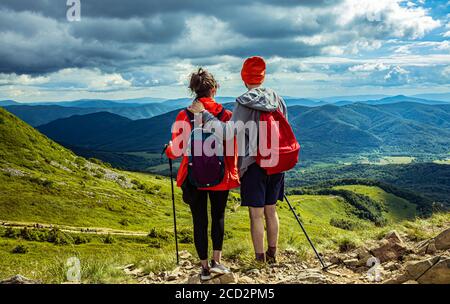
left=187, top=100, right=205, bottom=113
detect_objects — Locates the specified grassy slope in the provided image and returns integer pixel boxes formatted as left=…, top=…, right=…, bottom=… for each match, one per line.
left=333, top=185, right=417, bottom=222
left=0, top=108, right=190, bottom=231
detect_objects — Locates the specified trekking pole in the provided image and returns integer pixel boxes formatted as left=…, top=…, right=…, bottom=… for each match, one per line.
left=162, top=144, right=179, bottom=265
left=283, top=194, right=329, bottom=270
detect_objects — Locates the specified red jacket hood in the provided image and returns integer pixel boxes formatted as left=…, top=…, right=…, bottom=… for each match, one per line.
left=197, top=97, right=224, bottom=116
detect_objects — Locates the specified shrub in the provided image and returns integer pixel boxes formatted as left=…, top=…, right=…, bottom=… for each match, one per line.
left=73, top=235, right=90, bottom=245
left=103, top=234, right=115, bottom=244
left=337, top=237, right=357, bottom=252
left=27, top=177, right=54, bottom=188
left=119, top=219, right=130, bottom=226
left=330, top=218, right=360, bottom=231
left=148, top=227, right=170, bottom=240
left=148, top=239, right=162, bottom=248
left=19, top=227, right=32, bottom=240
left=144, top=184, right=161, bottom=195
left=4, top=227, right=17, bottom=238
left=74, top=157, right=87, bottom=168
left=12, top=244, right=28, bottom=254
left=19, top=227, right=49, bottom=241
left=131, top=179, right=145, bottom=190
left=47, top=228, right=71, bottom=245
left=178, top=228, right=193, bottom=244
left=93, top=170, right=105, bottom=179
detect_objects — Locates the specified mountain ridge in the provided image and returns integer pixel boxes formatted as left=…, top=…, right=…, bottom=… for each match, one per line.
left=35, top=102, right=450, bottom=158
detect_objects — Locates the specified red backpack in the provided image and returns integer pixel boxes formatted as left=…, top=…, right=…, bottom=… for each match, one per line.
left=256, top=109, right=300, bottom=175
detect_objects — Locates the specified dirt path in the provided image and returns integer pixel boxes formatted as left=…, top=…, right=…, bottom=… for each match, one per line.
left=0, top=219, right=148, bottom=237
left=123, top=249, right=366, bottom=284
left=122, top=228, right=450, bottom=285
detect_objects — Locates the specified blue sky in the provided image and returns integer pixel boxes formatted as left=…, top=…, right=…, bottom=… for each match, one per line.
left=0, top=0, right=449, bottom=102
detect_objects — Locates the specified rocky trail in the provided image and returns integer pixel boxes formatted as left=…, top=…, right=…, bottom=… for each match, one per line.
left=122, top=228, right=450, bottom=285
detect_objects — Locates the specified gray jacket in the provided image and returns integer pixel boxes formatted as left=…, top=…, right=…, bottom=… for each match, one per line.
left=202, top=87, right=287, bottom=177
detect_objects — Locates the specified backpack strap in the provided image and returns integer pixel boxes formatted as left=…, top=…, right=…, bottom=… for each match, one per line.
left=216, top=107, right=226, bottom=121
left=184, top=109, right=195, bottom=127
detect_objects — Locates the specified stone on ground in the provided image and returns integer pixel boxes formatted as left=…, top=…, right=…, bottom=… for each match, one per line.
left=0, top=275, right=40, bottom=284
left=417, top=257, right=450, bottom=284
left=434, top=228, right=450, bottom=251
left=218, top=272, right=237, bottom=284
left=370, top=237, right=408, bottom=263
left=186, top=275, right=201, bottom=284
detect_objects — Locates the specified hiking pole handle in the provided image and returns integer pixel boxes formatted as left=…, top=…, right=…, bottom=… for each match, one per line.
left=284, top=194, right=327, bottom=269
left=161, top=143, right=169, bottom=156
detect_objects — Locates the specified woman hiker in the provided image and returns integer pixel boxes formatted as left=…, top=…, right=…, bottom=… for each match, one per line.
left=165, top=68, right=240, bottom=280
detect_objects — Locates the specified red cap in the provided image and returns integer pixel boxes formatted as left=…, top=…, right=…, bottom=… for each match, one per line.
left=241, top=56, right=266, bottom=85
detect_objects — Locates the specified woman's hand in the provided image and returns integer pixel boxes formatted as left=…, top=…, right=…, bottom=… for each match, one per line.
left=187, top=101, right=205, bottom=113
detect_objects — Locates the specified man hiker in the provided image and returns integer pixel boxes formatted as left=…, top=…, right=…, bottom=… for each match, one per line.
left=188, top=56, right=291, bottom=263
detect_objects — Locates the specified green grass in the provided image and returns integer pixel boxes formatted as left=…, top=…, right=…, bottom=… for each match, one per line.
left=0, top=234, right=169, bottom=283
left=333, top=185, right=417, bottom=222
left=357, top=156, right=415, bottom=165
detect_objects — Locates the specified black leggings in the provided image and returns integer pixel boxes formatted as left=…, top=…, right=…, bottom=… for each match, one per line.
left=185, top=188, right=229, bottom=261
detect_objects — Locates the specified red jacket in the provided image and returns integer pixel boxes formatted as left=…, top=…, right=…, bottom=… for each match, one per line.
left=165, top=97, right=240, bottom=191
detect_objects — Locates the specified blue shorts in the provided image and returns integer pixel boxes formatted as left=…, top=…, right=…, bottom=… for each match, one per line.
left=240, top=163, right=285, bottom=208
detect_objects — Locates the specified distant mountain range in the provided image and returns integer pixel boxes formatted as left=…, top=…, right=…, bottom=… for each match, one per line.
left=0, top=100, right=19, bottom=106
left=412, top=93, right=450, bottom=102
left=3, top=94, right=449, bottom=127
left=36, top=102, right=450, bottom=161
left=332, top=95, right=450, bottom=106
left=2, top=103, right=172, bottom=126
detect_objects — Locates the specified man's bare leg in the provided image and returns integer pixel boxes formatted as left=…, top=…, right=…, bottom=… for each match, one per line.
left=249, top=207, right=265, bottom=260
left=264, top=204, right=279, bottom=258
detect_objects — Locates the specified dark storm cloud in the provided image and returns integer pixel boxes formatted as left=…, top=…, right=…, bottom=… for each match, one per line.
left=0, top=0, right=335, bottom=75
left=0, top=0, right=441, bottom=79
left=69, top=13, right=187, bottom=43
left=0, top=0, right=342, bottom=19
left=220, top=40, right=321, bottom=59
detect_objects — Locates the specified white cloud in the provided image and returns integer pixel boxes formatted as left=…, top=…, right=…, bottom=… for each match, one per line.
left=443, top=23, right=450, bottom=37
left=42, top=68, right=132, bottom=92
left=443, top=66, right=450, bottom=77
left=0, top=73, right=49, bottom=86
left=349, top=63, right=390, bottom=72
left=384, top=65, right=409, bottom=81
left=394, top=41, right=450, bottom=54
left=335, top=0, right=440, bottom=39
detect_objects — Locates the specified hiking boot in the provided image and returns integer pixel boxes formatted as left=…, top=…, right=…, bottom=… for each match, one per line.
left=200, top=266, right=211, bottom=281
left=210, top=260, right=230, bottom=274
left=266, top=251, right=277, bottom=264
left=255, top=252, right=266, bottom=263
